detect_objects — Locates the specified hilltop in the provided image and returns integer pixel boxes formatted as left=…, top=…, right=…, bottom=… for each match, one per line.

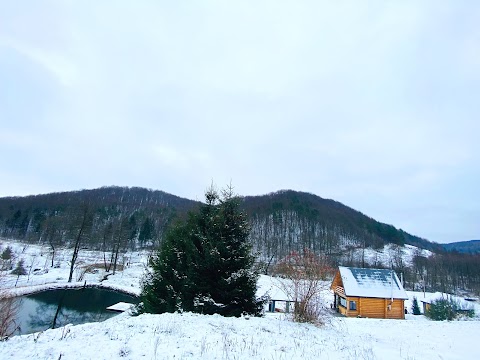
left=0, top=186, right=441, bottom=256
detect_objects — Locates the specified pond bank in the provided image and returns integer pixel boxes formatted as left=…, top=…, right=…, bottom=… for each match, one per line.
left=1, top=281, right=139, bottom=300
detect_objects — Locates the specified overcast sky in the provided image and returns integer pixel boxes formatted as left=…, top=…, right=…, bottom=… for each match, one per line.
left=1, top=1, right=479, bottom=244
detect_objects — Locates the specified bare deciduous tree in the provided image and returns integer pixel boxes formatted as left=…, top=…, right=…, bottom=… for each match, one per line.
left=273, top=249, right=333, bottom=324
left=68, top=203, right=92, bottom=283
left=0, top=272, right=21, bottom=339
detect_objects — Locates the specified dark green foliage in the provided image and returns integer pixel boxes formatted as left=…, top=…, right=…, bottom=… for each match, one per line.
left=138, top=217, right=155, bottom=245
left=137, top=186, right=264, bottom=317
left=425, top=297, right=474, bottom=321
left=1, top=246, right=13, bottom=261
left=425, top=298, right=457, bottom=320
left=1, top=246, right=14, bottom=270
left=11, top=259, right=27, bottom=276
left=138, top=221, right=196, bottom=314
left=411, top=296, right=421, bottom=315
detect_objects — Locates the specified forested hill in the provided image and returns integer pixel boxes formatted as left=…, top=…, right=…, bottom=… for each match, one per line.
left=0, top=186, right=441, bottom=256
left=0, top=186, right=199, bottom=249
left=242, top=190, right=443, bottom=259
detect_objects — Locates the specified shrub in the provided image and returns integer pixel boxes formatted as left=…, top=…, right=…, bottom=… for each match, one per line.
left=411, top=296, right=421, bottom=315
left=1, top=246, right=14, bottom=270
left=425, top=297, right=474, bottom=320
left=273, top=250, right=333, bottom=325
left=11, top=259, right=27, bottom=276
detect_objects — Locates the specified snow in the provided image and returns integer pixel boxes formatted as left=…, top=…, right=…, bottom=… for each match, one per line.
left=256, top=275, right=291, bottom=301
left=339, top=266, right=409, bottom=299
left=351, top=244, right=432, bottom=268
left=0, top=240, right=145, bottom=298
left=106, top=302, right=135, bottom=312
left=1, top=239, right=480, bottom=359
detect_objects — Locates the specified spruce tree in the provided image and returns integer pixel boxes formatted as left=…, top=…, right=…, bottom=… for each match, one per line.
left=411, top=296, right=421, bottom=315
left=138, top=220, right=196, bottom=314
left=11, top=259, right=27, bottom=276
left=137, top=185, right=263, bottom=317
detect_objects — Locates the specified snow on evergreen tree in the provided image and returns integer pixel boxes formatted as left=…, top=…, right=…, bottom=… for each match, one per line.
left=137, top=185, right=264, bottom=317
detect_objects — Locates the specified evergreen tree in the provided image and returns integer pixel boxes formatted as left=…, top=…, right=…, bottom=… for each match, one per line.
left=138, top=218, right=196, bottom=314
left=411, top=296, right=421, bottom=315
left=138, top=217, right=155, bottom=246
left=1, top=246, right=13, bottom=270
left=137, top=185, right=263, bottom=317
left=11, top=259, right=27, bottom=276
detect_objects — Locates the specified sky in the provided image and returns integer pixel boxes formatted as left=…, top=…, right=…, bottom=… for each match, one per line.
left=0, top=1, right=479, bottom=244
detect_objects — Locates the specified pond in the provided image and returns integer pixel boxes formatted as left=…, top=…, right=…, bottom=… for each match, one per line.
left=12, top=287, right=138, bottom=336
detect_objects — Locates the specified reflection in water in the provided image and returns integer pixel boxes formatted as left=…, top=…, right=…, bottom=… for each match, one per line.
left=15, top=288, right=138, bottom=335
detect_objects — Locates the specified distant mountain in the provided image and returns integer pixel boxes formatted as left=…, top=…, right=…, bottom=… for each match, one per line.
left=443, top=240, right=480, bottom=254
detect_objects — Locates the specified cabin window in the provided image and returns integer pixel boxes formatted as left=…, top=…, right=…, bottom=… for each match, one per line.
left=349, top=301, right=357, bottom=311
left=339, top=297, right=347, bottom=308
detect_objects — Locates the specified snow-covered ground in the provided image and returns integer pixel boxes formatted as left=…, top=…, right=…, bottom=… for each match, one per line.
left=1, top=239, right=480, bottom=360
left=0, top=240, right=146, bottom=297
left=347, top=243, right=432, bottom=269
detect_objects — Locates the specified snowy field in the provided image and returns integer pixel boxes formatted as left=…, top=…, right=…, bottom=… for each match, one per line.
left=1, top=239, right=480, bottom=360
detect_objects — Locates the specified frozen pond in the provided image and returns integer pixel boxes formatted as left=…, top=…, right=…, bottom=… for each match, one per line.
left=12, top=287, right=138, bottom=335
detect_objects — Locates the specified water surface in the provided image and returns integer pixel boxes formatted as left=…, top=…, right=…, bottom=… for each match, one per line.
left=14, top=287, right=138, bottom=335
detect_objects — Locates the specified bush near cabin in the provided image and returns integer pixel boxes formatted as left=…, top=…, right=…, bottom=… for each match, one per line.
left=425, top=298, right=474, bottom=320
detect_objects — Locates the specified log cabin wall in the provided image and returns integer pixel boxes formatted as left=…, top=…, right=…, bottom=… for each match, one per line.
left=335, top=293, right=405, bottom=319
left=355, top=298, right=405, bottom=319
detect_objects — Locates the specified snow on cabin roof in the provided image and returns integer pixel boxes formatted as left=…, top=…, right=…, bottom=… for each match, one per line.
left=338, top=266, right=408, bottom=300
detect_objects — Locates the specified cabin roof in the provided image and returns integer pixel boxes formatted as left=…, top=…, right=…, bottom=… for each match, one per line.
left=337, top=266, right=408, bottom=299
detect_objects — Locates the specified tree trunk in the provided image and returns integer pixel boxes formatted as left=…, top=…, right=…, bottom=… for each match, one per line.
left=68, top=206, right=89, bottom=283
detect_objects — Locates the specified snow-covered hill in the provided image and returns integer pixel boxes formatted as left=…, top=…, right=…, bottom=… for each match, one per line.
left=344, top=243, right=432, bottom=268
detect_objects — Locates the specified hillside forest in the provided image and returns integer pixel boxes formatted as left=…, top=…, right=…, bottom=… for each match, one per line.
left=0, top=186, right=479, bottom=295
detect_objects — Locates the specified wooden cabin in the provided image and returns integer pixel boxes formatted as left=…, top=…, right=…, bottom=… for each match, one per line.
left=331, top=266, right=408, bottom=319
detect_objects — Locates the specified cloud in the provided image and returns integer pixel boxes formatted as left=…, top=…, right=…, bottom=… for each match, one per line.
left=0, top=1, right=479, bottom=242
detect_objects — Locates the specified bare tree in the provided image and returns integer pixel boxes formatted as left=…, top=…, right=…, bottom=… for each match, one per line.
left=43, top=215, right=63, bottom=268
left=68, top=203, right=92, bottom=283
left=273, top=249, right=333, bottom=324
left=0, top=272, right=21, bottom=339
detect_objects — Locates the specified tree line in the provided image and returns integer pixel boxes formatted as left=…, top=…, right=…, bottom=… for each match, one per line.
left=1, top=186, right=479, bottom=294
